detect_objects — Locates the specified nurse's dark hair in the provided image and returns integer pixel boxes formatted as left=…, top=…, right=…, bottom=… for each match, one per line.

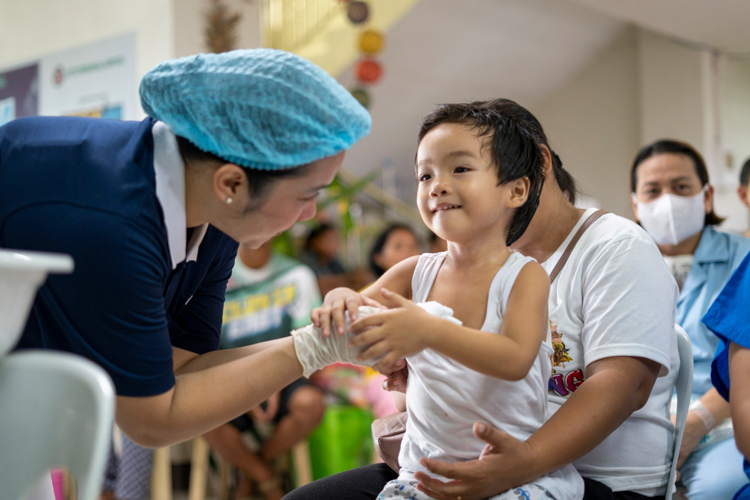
left=740, top=156, right=750, bottom=187
left=175, top=135, right=311, bottom=201
left=369, top=223, right=419, bottom=277
left=417, top=98, right=576, bottom=246
left=631, top=139, right=724, bottom=226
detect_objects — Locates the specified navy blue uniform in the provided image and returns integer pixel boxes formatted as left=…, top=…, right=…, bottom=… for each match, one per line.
left=0, top=116, right=238, bottom=396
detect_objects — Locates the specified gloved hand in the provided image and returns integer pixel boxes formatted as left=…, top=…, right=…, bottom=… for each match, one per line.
left=293, top=305, right=383, bottom=378
left=293, top=302, right=462, bottom=378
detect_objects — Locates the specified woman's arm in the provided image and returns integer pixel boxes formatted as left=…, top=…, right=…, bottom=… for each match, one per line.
left=729, top=342, right=750, bottom=458
left=414, top=355, right=661, bottom=500
left=117, top=337, right=303, bottom=448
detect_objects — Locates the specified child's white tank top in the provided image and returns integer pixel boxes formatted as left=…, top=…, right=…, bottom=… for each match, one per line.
left=399, top=251, right=554, bottom=475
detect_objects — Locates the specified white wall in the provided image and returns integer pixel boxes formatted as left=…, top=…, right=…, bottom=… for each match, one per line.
left=717, top=60, right=750, bottom=232
left=534, top=28, right=641, bottom=218
left=0, top=0, right=175, bottom=117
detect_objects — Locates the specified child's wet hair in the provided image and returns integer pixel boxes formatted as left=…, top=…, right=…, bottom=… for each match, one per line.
left=417, top=99, right=575, bottom=245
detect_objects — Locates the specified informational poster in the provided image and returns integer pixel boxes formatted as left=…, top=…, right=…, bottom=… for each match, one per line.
left=0, top=63, right=39, bottom=126
left=39, top=33, right=137, bottom=120
left=0, top=33, right=137, bottom=124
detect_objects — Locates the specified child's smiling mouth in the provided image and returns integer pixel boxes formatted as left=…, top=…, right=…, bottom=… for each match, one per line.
left=432, top=204, right=462, bottom=213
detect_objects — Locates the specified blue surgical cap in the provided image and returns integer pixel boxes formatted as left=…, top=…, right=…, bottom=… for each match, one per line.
left=140, top=49, right=371, bottom=170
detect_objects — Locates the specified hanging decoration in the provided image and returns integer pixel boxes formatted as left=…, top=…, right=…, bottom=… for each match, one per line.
left=347, top=2, right=385, bottom=109
left=347, top=2, right=370, bottom=24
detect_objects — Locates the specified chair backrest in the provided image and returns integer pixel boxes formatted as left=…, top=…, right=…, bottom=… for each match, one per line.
left=0, top=351, right=115, bottom=500
left=0, top=249, right=73, bottom=357
left=666, top=325, right=694, bottom=499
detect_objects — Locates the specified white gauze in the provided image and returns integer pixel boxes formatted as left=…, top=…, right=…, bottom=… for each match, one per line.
left=292, top=302, right=461, bottom=378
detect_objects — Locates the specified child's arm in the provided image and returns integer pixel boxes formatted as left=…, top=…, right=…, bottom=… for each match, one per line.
left=351, top=262, right=550, bottom=381
left=312, top=256, right=419, bottom=336
left=729, top=341, right=750, bottom=458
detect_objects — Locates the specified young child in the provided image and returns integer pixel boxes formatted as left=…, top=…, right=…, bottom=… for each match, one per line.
left=312, top=99, right=583, bottom=500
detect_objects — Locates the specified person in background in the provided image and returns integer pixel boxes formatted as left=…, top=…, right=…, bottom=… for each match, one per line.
left=704, top=251, right=750, bottom=500
left=737, top=157, right=750, bottom=238
left=204, top=242, right=325, bottom=500
left=631, top=139, right=750, bottom=499
left=100, top=436, right=153, bottom=500
left=427, top=231, right=448, bottom=254
left=369, top=224, right=421, bottom=278
left=301, top=223, right=349, bottom=295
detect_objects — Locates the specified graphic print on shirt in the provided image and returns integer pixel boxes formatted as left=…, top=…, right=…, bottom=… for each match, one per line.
left=221, top=282, right=298, bottom=348
left=548, top=321, right=585, bottom=397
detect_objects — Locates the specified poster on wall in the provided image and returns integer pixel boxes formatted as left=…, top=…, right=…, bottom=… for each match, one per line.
left=39, top=33, right=137, bottom=120
left=0, top=33, right=137, bottom=125
left=0, top=63, right=39, bottom=126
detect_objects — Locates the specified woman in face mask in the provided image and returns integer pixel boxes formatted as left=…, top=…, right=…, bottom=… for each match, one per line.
left=631, top=139, right=750, bottom=499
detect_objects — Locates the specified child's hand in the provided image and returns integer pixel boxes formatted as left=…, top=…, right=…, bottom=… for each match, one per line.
left=312, top=287, right=384, bottom=337
left=350, top=288, right=436, bottom=371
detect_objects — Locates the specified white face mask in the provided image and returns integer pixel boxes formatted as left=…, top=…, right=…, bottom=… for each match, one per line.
left=634, top=188, right=706, bottom=246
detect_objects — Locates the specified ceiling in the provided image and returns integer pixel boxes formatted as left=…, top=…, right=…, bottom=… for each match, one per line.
left=339, top=0, right=627, bottom=202
left=567, top=0, right=750, bottom=54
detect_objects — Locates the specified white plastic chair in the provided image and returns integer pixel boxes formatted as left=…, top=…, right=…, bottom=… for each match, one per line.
left=0, top=248, right=115, bottom=500
left=667, top=325, right=694, bottom=499
left=0, top=351, right=115, bottom=500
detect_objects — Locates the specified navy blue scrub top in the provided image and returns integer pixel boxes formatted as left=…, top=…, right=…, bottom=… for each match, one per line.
left=0, top=116, right=239, bottom=397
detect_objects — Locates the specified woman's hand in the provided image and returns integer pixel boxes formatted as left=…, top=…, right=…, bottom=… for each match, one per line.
left=381, top=362, right=408, bottom=393
left=673, top=411, right=708, bottom=470
left=311, top=287, right=383, bottom=337
left=414, top=422, right=538, bottom=500
left=350, top=288, right=437, bottom=371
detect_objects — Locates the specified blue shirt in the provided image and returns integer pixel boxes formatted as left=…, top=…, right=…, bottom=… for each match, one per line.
left=676, top=226, right=750, bottom=395
left=0, top=116, right=239, bottom=397
left=703, top=251, right=750, bottom=498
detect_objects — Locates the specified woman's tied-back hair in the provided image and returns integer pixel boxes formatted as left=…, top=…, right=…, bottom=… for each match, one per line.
left=417, top=98, right=575, bottom=245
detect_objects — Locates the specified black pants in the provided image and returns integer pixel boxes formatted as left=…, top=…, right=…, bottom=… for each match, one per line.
left=282, top=463, right=660, bottom=500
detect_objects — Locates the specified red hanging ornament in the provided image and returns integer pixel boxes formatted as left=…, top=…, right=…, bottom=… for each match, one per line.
left=355, top=59, right=382, bottom=84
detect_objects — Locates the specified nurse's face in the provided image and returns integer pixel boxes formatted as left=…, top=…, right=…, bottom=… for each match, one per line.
left=222, top=152, right=344, bottom=248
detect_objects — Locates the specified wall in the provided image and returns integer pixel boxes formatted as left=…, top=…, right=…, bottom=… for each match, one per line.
left=0, top=0, right=175, bottom=117
left=534, top=28, right=641, bottom=217
left=717, top=59, right=750, bottom=232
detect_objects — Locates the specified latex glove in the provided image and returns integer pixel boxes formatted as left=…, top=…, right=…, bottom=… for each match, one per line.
left=293, top=305, right=383, bottom=377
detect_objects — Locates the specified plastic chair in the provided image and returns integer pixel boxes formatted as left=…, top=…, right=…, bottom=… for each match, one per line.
left=666, top=326, right=694, bottom=499
left=0, top=249, right=73, bottom=357
left=0, top=351, right=115, bottom=500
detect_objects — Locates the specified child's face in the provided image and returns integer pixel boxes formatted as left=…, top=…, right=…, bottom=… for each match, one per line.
left=415, top=123, right=517, bottom=245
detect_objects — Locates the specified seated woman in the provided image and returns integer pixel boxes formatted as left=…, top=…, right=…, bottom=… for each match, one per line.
left=631, top=140, right=750, bottom=499
left=205, top=242, right=325, bottom=500
left=369, top=224, right=422, bottom=279
left=704, top=251, right=750, bottom=500
left=285, top=99, right=679, bottom=500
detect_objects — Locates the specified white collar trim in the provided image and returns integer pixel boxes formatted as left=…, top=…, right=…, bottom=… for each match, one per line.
left=152, top=121, right=208, bottom=270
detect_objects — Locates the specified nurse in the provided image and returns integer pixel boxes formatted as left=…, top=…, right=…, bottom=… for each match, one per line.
left=0, top=49, right=371, bottom=447
left=631, top=139, right=750, bottom=499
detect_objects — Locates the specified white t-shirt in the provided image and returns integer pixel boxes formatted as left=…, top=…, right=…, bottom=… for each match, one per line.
left=400, top=251, right=584, bottom=499
left=541, top=208, right=679, bottom=496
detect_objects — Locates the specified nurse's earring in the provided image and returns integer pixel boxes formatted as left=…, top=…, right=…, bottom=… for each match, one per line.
left=226, top=197, right=233, bottom=205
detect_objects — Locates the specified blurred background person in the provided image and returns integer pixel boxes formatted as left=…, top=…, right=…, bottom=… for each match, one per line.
left=205, top=241, right=325, bottom=500
left=631, top=139, right=750, bottom=499
left=301, top=223, right=349, bottom=295
left=369, top=224, right=421, bottom=278
left=737, top=157, right=750, bottom=238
